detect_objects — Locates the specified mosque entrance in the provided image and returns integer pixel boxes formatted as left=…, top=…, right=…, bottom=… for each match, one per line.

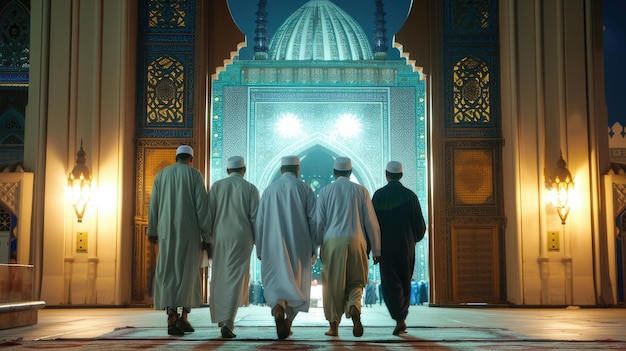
left=209, top=0, right=428, bottom=308
left=270, top=147, right=365, bottom=196
left=134, top=0, right=507, bottom=308
left=285, top=148, right=335, bottom=197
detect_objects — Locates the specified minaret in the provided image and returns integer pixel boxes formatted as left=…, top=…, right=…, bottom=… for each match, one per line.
left=373, top=0, right=388, bottom=60
left=254, top=0, right=269, bottom=60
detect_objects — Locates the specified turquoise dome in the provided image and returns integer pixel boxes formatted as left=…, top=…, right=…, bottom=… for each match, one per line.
left=269, top=0, right=373, bottom=61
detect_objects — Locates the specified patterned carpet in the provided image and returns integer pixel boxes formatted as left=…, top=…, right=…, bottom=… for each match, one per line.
left=3, top=338, right=626, bottom=350
left=3, top=326, right=626, bottom=350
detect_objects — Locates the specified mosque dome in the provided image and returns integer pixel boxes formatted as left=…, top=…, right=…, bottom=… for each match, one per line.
left=268, top=0, right=373, bottom=61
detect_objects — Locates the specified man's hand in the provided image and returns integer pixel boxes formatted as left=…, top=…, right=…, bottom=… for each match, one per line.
left=373, top=256, right=381, bottom=264
left=148, top=236, right=158, bottom=244
left=311, top=254, right=317, bottom=266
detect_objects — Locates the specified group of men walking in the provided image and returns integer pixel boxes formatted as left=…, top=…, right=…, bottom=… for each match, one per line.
left=147, top=145, right=426, bottom=339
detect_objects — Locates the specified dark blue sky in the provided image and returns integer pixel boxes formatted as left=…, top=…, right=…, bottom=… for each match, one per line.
left=227, top=0, right=412, bottom=60
left=603, top=0, right=626, bottom=126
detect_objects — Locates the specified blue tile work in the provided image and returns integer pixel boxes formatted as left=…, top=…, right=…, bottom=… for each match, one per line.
left=443, top=0, right=500, bottom=133
left=441, top=0, right=506, bottom=303
left=136, top=0, right=196, bottom=139
left=211, top=59, right=427, bottom=284
left=0, top=0, right=30, bottom=86
left=211, top=60, right=426, bottom=202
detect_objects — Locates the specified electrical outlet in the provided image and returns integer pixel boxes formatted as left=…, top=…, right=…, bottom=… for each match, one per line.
left=77, top=232, right=88, bottom=252
left=548, top=231, right=560, bottom=251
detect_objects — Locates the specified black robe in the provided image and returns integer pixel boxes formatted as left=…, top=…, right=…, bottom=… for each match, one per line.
left=372, top=180, right=426, bottom=320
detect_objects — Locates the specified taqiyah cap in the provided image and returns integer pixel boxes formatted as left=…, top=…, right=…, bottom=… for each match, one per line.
left=227, top=156, right=245, bottom=169
left=176, top=145, right=194, bottom=157
left=281, top=155, right=300, bottom=166
left=334, top=157, right=352, bottom=171
left=386, top=161, right=403, bottom=173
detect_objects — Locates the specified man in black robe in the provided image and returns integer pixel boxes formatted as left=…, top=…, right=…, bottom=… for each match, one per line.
left=372, top=161, right=426, bottom=336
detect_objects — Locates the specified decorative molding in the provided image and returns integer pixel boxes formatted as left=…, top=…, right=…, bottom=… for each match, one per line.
left=0, top=180, right=19, bottom=215
left=0, top=172, right=32, bottom=264
left=609, top=122, right=626, bottom=148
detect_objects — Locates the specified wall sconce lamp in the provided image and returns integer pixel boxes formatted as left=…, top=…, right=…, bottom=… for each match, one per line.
left=68, top=140, right=92, bottom=222
left=546, top=152, right=574, bottom=225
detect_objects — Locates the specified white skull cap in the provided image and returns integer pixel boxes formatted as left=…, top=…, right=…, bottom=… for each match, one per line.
left=176, top=145, right=194, bottom=157
left=281, top=155, right=300, bottom=166
left=334, top=157, right=352, bottom=171
left=227, top=156, right=245, bottom=169
left=386, top=161, right=403, bottom=173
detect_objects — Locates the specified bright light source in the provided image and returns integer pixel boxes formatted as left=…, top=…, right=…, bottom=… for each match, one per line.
left=276, top=113, right=303, bottom=138
left=68, top=141, right=92, bottom=223
left=546, top=153, right=575, bottom=225
left=336, top=113, right=362, bottom=138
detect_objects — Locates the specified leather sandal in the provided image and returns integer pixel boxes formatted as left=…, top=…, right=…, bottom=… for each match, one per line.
left=167, top=309, right=184, bottom=336
left=350, top=305, right=363, bottom=337
left=220, top=326, right=236, bottom=338
left=273, top=305, right=289, bottom=340
left=179, top=317, right=194, bottom=333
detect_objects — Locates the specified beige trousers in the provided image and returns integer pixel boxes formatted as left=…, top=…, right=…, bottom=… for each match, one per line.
left=321, top=236, right=368, bottom=323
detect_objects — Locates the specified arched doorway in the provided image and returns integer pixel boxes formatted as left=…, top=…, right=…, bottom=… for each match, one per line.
left=209, top=0, right=428, bottom=305
left=134, top=0, right=507, bottom=307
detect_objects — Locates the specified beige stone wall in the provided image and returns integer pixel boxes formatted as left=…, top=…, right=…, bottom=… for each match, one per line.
left=20, top=0, right=616, bottom=307
left=500, top=0, right=609, bottom=305
left=25, top=0, right=137, bottom=305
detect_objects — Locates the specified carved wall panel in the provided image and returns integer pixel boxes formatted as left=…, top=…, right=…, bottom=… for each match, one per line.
left=433, top=0, right=505, bottom=304
left=451, top=225, right=500, bottom=302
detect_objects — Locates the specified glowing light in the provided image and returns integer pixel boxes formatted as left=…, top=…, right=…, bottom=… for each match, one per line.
left=276, top=113, right=303, bottom=138
left=93, top=184, right=115, bottom=216
left=547, top=176, right=574, bottom=225
left=336, top=113, right=362, bottom=138
left=546, top=153, right=575, bottom=225
left=68, top=142, right=92, bottom=223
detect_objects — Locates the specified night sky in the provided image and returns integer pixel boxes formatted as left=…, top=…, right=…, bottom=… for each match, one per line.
left=228, top=0, right=412, bottom=60
left=603, top=0, right=626, bottom=126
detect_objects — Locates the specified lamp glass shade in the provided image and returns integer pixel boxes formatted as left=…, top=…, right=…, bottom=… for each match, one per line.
left=546, top=154, right=574, bottom=225
left=68, top=143, right=92, bottom=222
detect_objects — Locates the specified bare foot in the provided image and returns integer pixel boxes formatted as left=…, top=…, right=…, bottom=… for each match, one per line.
left=324, top=321, right=338, bottom=336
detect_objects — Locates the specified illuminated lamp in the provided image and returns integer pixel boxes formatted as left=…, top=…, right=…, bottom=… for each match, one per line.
left=546, top=152, right=574, bottom=225
left=68, top=140, right=92, bottom=222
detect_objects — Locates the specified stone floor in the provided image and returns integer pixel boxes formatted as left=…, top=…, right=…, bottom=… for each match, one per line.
left=1, top=304, right=625, bottom=350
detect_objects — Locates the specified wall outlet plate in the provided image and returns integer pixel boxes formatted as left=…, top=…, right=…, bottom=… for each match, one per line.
left=548, top=231, right=560, bottom=251
left=77, top=232, right=88, bottom=252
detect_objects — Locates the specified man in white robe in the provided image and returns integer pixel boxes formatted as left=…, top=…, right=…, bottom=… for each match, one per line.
left=316, top=157, right=381, bottom=337
left=209, top=156, right=259, bottom=339
left=148, top=145, right=211, bottom=336
left=255, top=155, right=317, bottom=340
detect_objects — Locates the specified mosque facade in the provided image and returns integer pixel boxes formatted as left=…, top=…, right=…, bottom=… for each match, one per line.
left=0, top=0, right=619, bottom=309
left=210, top=0, right=427, bottom=287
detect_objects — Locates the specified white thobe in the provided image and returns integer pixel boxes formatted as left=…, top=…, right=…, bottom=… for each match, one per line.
left=209, top=173, right=259, bottom=329
left=255, top=172, right=317, bottom=320
left=316, top=177, right=381, bottom=256
left=148, top=162, right=211, bottom=311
